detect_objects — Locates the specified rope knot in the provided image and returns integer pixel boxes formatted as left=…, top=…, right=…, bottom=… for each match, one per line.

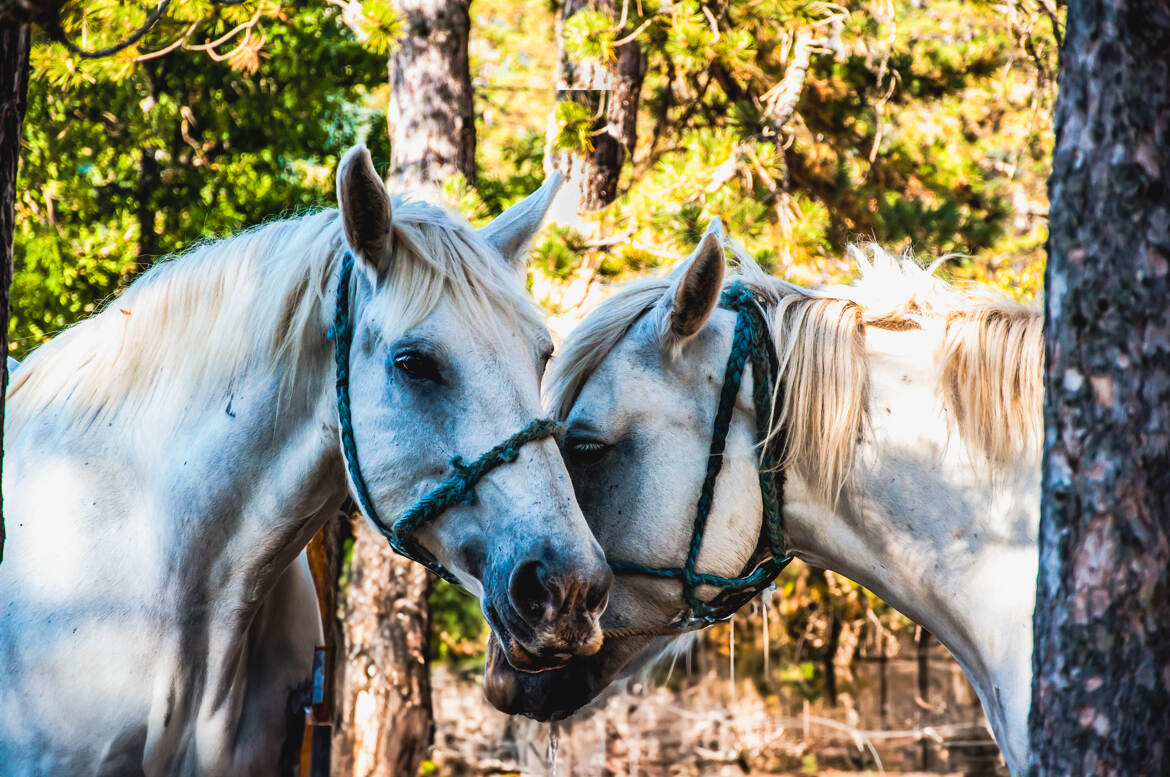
left=450, top=456, right=480, bottom=506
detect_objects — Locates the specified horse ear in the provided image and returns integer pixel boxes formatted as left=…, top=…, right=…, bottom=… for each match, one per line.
left=668, top=218, right=726, bottom=341
left=479, top=171, right=564, bottom=269
left=337, top=144, right=393, bottom=274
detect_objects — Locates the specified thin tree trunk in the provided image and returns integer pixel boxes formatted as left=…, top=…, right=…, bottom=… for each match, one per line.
left=333, top=516, right=434, bottom=777
left=916, top=627, right=933, bottom=770
left=386, top=0, right=475, bottom=191
left=1030, top=1, right=1170, bottom=774
left=823, top=613, right=839, bottom=707
left=545, top=0, right=645, bottom=212
left=0, top=20, right=30, bottom=565
left=134, top=61, right=163, bottom=273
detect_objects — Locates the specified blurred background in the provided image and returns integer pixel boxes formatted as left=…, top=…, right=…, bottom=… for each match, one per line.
left=13, top=0, right=1059, bottom=773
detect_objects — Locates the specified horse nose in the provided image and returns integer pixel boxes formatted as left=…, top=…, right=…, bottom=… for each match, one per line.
left=508, top=555, right=612, bottom=647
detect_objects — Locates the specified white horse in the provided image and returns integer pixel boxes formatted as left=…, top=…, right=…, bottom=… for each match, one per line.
left=487, top=223, right=1041, bottom=776
left=0, top=145, right=611, bottom=777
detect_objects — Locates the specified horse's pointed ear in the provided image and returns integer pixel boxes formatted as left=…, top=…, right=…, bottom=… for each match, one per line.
left=337, top=144, right=393, bottom=274
left=668, top=218, right=726, bottom=341
left=479, top=171, right=564, bottom=268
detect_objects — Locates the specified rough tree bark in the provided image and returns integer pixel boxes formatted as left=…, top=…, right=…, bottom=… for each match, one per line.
left=0, top=19, right=30, bottom=565
left=332, top=517, right=434, bottom=777
left=1029, top=1, right=1170, bottom=775
left=385, top=0, right=475, bottom=191
left=545, top=0, right=646, bottom=212
left=331, top=2, right=481, bottom=770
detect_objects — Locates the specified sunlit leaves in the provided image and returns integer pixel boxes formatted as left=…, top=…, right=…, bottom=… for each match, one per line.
left=550, top=98, right=596, bottom=153
left=28, top=0, right=399, bottom=89
left=562, top=8, right=615, bottom=63
left=331, top=0, right=403, bottom=55
left=532, top=225, right=589, bottom=280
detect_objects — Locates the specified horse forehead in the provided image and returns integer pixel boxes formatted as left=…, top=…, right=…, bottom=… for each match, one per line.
left=619, top=308, right=734, bottom=384
left=425, top=299, right=549, bottom=360
left=574, top=314, right=725, bottom=420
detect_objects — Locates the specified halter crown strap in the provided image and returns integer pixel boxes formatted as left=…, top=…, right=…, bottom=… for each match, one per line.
left=609, top=280, right=793, bottom=630
left=329, top=251, right=559, bottom=586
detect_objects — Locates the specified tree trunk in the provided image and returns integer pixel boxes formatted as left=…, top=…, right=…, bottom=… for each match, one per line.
left=386, top=0, right=475, bottom=191
left=545, top=0, right=645, bottom=212
left=916, top=627, right=933, bottom=770
left=823, top=613, right=839, bottom=706
left=0, top=20, right=30, bottom=565
left=332, top=516, right=434, bottom=777
left=332, top=2, right=480, bottom=770
left=1029, top=1, right=1170, bottom=775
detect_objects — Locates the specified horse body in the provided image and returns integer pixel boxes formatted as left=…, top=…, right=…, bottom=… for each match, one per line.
left=1, top=146, right=609, bottom=776
left=490, top=234, right=1040, bottom=775
left=783, top=320, right=1039, bottom=770
left=1, top=356, right=335, bottom=775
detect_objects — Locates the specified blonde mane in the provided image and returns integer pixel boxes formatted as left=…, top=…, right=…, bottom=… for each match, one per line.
left=548, top=243, right=1042, bottom=504
left=8, top=199, right=542, bottom=436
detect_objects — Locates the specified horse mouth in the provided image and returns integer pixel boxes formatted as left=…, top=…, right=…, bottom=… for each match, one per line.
left=483, top=635, right=595, bottom=719
left=497, top=631, right=573, bottom=673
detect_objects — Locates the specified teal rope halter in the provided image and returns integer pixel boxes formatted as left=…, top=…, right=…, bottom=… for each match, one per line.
left=329, top=251, right=560, bottom=586
left=608, top=281, right=794, bottom=631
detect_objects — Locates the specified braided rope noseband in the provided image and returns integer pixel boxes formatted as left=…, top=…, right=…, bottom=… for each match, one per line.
left=606, top=281, right=794, bottom=636
left=329, top=251, right=560, bottom=586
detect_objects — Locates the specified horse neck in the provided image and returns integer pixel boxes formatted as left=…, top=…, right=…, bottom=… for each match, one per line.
left=43, top=312, right=345, bottom=637
left=779, top=323, right=1039, bottom=770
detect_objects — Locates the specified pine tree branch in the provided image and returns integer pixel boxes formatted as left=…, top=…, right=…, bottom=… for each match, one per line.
left=760, top=29, right=816, bottom=134
left=51, top=0, right=172, bottom=58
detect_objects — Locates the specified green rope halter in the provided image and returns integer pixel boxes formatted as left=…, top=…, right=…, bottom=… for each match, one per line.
left=608, top=281, right=794, bottom=631
left=329, top=251, right=560, bottom=586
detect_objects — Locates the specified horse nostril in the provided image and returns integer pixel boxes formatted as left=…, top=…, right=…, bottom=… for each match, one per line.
left=585, top=564, right=614, bottom=613
left=509, top=560, right=555, bottom=624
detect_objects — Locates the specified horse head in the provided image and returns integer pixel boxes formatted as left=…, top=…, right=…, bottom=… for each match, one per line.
left=334, top=145, right=611, bottom=672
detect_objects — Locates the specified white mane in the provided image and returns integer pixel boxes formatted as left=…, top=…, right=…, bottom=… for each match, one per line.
left=548, top=243, right=1043, bottom=504
left=8, top=200, right=543, bottom=436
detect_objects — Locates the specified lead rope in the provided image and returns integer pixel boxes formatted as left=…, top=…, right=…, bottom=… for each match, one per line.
left=329, top=251, right=560, bottom=585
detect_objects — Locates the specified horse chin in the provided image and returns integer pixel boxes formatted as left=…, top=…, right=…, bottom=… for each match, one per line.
left=483, top=634, right=606, bottom=720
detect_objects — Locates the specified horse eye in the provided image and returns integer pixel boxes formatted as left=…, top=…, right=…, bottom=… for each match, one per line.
left=564, top=437, right=612, bottom=467
left=393, top=350, right=442, bottom=383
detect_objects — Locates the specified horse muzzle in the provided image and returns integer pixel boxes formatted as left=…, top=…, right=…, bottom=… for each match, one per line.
left=486, top=549, right=612, bottom=671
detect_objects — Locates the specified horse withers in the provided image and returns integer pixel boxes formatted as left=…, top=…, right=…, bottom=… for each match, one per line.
left=0, top=145, right=610, bottom=776
left=487, top=223, right=1040, bottom=776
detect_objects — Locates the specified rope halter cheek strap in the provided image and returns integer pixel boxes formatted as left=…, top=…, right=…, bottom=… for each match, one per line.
left=606, top=281, right=794, bottom=637
left=328, top=251, right=560, bottom=586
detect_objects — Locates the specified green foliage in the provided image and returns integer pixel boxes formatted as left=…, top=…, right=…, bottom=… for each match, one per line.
left=12, top=0, right=388, bottom=354
left=562, top=8, right=614, bottom=63
left=428, top=579, right=487, bottom=665
left=516, top=0, right=1056, bottom=309
left=343, top=0, right=405, bottom=54
left=551, top=99, right=597, bottom=154
left=32, top=0, right=399, bottom=88
left=533, top=225, right=589, bottom=280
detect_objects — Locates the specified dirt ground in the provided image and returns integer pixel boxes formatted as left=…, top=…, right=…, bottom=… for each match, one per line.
left=429, top=665, right=1006, bottom=777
